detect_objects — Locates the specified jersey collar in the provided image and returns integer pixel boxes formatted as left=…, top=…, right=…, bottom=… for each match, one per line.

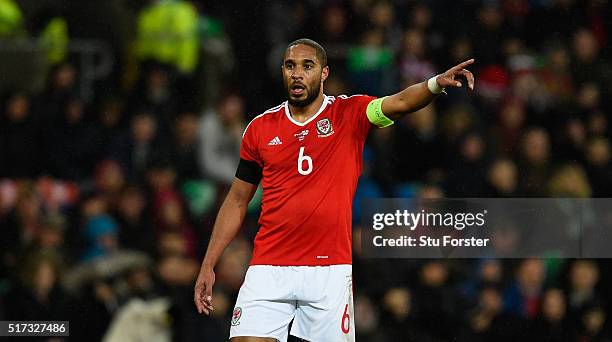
left=284, top=95, right=330, bottom=127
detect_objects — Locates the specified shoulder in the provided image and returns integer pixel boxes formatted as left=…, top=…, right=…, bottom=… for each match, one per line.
left=334, top=94, right=372, bottom=100
left=328, top=94, right=376, bottom=111
left=242, top=102, right=285, bottom=138
left=330, top=94, right=376, bottom=105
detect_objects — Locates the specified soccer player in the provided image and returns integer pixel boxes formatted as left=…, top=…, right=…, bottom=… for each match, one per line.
left=194, top=38, right=475, bottom=341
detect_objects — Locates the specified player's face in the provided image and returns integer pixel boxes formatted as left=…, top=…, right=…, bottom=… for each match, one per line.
left=282, top=45, right=329, bottom=108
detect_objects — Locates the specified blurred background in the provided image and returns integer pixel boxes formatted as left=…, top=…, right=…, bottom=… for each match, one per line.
left=0, top=0, right=611, bottom=341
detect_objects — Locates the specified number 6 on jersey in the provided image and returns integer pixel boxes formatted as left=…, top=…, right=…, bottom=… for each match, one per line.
left=298, top=146, right=313, bottom=175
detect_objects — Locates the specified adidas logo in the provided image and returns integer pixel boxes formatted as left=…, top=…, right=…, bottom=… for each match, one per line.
left=268, top=136, right=282, bottom=145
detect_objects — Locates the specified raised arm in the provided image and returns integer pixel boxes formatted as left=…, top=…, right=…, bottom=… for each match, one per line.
left=194, top=177, right=257, bottom=315
left=381, top=59, right=475, bottom=120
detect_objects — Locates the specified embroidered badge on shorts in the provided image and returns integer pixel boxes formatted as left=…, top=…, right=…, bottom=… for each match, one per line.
left=231, top=307, right=242, bottom=326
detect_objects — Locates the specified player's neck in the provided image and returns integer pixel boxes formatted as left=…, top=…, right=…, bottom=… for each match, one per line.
left=288, top=94, right=325, bottom=123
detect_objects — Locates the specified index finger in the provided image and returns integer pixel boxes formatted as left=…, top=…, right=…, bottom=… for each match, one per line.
left=194, top=291, right=205, bottom=313
left=452, top=59, right=475, bottom=72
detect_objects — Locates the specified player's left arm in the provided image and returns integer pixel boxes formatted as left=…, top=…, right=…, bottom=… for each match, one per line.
left=380, top=59, right=475, bottom=121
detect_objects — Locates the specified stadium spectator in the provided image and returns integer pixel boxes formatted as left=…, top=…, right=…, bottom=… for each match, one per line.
left=399, top=29, right=436, bottom=88
left=0, top=0, right=23, bottom=37
left=135, top=0, right=199, bottom=75
left=4, top=249, right=70, bottom=321
left=43, top=96, right=99, bottom=180
left=568, top=260, right=602, bottom=319
left=198, top=93, right=245, bottom=185
left=446, top=132, right=487, bottom=196
left=81, top=214, right=120, bottom=262
left=517, top=127, right=551, bottom=196
left=112, top=184, right=157, bottom=256
left=171, top=111, right=202, bottom=182
left=504, top=258, right=546, bottom=319
left=462, top=284, right=526, bottom=342
left=413, top=261, right=460, bottom=340
left=393, top=104, right=444, bottom=184
left=585, top=137, right=612, bottom=196
left=0, top=92, right=41, bottom=178
left=380, top=287, right=431, bottom=341
left=530, top=288, right=575, bottom=341
left=108, top=112, right=166, bottom=181
left=484, top=158, right=518, bottom=197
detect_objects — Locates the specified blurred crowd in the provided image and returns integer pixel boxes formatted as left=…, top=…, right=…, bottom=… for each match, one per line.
left=1, top=0, right=612, bottom=341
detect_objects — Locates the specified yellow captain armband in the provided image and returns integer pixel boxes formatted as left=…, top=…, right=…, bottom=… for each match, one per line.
left=366, top=97, right=394, bottom=128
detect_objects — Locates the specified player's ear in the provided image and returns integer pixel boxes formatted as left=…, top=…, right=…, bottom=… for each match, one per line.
left=321, top=65, right=329, bottom=83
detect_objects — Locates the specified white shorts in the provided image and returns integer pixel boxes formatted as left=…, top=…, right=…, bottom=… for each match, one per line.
left=229, top=264, right=354, bottom=342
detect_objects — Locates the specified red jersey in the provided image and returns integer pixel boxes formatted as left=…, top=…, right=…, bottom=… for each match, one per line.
left=240, top=94, right=376, bottom=266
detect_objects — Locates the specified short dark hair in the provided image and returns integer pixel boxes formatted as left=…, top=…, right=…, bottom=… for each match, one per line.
left=286, top=38, right=327, bottom=67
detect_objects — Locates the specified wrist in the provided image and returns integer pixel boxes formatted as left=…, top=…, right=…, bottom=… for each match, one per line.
left=427, top=75, right=446, bottom=95
left=202, top=260, right=215, bottom=270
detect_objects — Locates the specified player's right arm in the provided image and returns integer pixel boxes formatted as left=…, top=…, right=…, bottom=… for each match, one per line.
left=195, top=115, right=263, bottom=315
left=194, top=177, right=257, bottom=315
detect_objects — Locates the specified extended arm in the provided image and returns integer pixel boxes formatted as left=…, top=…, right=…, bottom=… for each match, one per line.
left=381, top=59, right=475, bottom=120
left=194, top=177, right=257, bottom=314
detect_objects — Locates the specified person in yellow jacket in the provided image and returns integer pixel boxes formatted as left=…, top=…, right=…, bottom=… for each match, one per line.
left=136, top=0, right=198, bottom=74
left=0, top=0, right=23, bottom=37
left=39, top=17, right=69, bottom=65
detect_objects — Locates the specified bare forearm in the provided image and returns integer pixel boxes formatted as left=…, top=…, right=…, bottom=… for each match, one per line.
left=202, top=200, right=245, bottom=267
left=201, top=179, right=256, bottom=268
left=382, top=81, right=437, bottom=120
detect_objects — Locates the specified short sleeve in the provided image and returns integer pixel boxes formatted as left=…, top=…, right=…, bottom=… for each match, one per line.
left=240, top=120, right=262, bottom=166
left=343, top=94, right=377, bottom=141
